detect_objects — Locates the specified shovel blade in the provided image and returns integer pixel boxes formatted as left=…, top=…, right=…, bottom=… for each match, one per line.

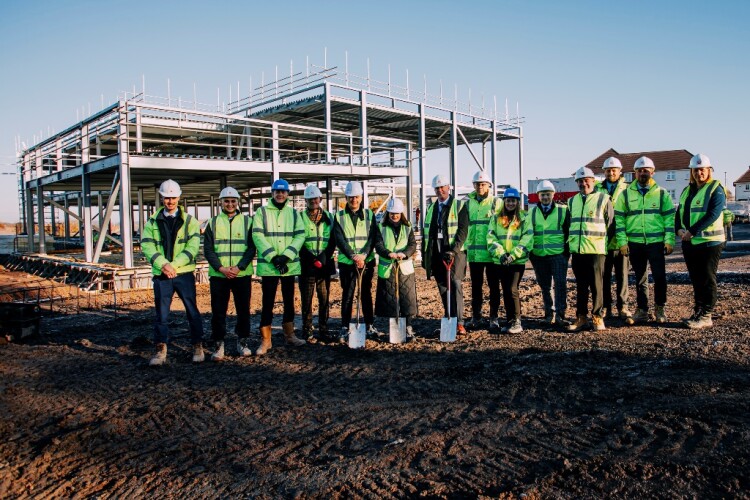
left=440, top=317, right=458, bottom=342
left=348, top=323, right=366, bottom=349
left=389, top=317, right=407, bottom=344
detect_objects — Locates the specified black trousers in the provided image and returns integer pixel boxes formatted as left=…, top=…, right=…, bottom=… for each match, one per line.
left=497, top=264, right=525, bottom=321
left=209, top=275, right=251, bottom=341
left=629, top=242, right=667, bottom=310
left=683, top=242, right=723, bottom=314
left=571, top=253, right=605, bottom=317
left=339, top=260, right=375, bottom=326
left=469, top=262, right=501, bottom=319
left=432, top=259, right=465, bottom=323
left=603, top=249, right=629, bottom=311
left=260, top=276, right=296, bottom=327
left=299, top=272, right=331, bottom=333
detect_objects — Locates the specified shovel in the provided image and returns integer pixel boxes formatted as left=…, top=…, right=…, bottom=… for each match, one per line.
left=348, top=266, right=366, bottom=349
left=440, top=258, right=458, bottom=342
left=389, top=260, right=407, bottom=344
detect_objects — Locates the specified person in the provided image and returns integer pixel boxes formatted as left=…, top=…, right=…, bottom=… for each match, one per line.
left=203, top=187, right=255, bottom=360
left=464, top=170, right=503, bottom=329
left=615, top=156, right=675, bottom=325
left=487, top=187, right=533, bottom=334
left=528, top=180, right=571, bottom=327
left=422, top=174, right=469, bottom=338
left=141, top=179, right=205, bottom=365
left=299, top=184, right=336, bottom=341
left=566, top=167, right=614, bottom=332
left=334, top=181, right=383, bottom=340
left=374, top=198, right=418, bottom=338
left=676, top=153, right=727, bottom=329
left=595, top=157, right=631, bottom=320
left=252, top=178, right=307, bottom=354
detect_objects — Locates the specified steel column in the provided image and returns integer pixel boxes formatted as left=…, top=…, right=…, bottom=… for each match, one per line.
left=36, top=185, right=46, bottom=254
left=360, top=91, right=368, bottom=166
left=64, top=196, right=70, bottom=239
left=137, top=188, right=145, bottom=238
left=272, top=123, right=280, bottom=180
left=25, top=186, right=35, bottom=251
left=326, top=178, right=333, bottom=213
left=406, top=143, right=413, bottom=225
left=450, top=112, right=458, bottom=189
left=491, top=121, right=498, bottom=197
left=324, top=83, right=332, bottom=162
left=82, top=173, right=93, bottom=262
left=418, top=105, right=427, bottom=232
left=518, top=125, right=525, bottom=204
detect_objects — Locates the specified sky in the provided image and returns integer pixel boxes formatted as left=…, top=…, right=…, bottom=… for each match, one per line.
left=1, top=0, right=749, bottom=222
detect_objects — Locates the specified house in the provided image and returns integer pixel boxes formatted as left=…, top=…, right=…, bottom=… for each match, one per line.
left=733, top=167, right=750, bottom=201
left=528, top=148, right=694, bottom=205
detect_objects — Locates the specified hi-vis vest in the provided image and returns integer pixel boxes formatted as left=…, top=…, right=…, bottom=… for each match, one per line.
left=424, top=198, right=465, bottom=250
left=465, top=192, right=503, bottom=263
left=141, top=208, right=200, bottom=276
left=568, top=192, right=608, bottom=255
left=378, top=223, right=411, bottom=279
left=301, top=209, right=332, bottom=256
left=207, top=212, right=253, bottom=278
left=614, top=180, right=675, bottom=248
left=335, top=208, right=375, bottom=265
left=487, top=211, right=533, bottom=265
left=677, top=180, right=725, bottom=245
left=596, top=179, right=629, bottom=250
left=252, top=200, right=305, bottom=276
left=530, top=205, right=567, bottom=257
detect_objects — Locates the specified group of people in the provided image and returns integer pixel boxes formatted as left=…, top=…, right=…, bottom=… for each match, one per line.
left=141, top=152, right=727, bottom=364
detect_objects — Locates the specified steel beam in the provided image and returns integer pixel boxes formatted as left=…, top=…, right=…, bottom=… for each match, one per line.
left=82, top=172, right=93, bottom=262
left=94, top=177, right=121, bottom=263
left=456, top=125, right=482, bottom=170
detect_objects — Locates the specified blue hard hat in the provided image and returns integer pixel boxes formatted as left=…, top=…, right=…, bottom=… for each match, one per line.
left=271, top=178, right=290, bottom=191
left=503, top=187, right=520, bottom=199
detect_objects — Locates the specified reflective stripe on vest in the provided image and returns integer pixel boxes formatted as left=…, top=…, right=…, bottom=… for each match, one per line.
left=568, top=192, right=607, bottom=254
left=336, top=208, right=374, bottom=265
left=531, top=205, right=565, bottom=257
left=465, top=193, right=502, bottom=262
left=378, top=223, right=410, bottom=279
left=208, top=213, right=252, bottom=277
left=424, top=198, right=465, bottom=250
left=678, top=180, right=725, bottom=244
left=301, top=209, right=332, bottom=256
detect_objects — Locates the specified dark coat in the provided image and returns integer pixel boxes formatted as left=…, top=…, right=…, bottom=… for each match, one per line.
left=422, top=195, right=469, bottom=280
left=374, top=219, right=418, bottom=318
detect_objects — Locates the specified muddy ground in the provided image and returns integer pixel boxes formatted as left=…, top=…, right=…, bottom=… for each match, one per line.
left=1, top=234, right=750, bottom=498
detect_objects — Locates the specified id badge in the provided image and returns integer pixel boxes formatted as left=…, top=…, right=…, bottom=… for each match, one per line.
left=437, top=231, right=444, bottom=239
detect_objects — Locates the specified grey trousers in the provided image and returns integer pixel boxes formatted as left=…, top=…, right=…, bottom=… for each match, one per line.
left=530, top=253, right=569, bottom=317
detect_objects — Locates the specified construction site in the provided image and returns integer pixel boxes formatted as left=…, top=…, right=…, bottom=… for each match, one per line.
left=1, top=58, right=750, bottom=498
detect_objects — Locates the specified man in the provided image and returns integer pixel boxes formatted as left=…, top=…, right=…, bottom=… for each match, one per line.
left=422, top=174, right=470, bottom=338
left=204, top=186, right=255, bottom=360
left=615, top=156, right=675, bottom=325
left=529, top=180, right=571, bottom=327
left=141, top=179, right=205, bottom=365
left=464, top=170, right=503, bottom=329
left=299, top=184, right=336, bottom=341
left=595, top=157, right=631, bottom=320
left=252, top=178, right=307, bottom=355
left=334, top=181, right=382, bottom=340
left=567, top=167, right=614, bottom=332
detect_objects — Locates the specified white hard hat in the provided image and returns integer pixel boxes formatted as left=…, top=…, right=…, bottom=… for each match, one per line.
left=386, top=198, right=405, bottom=213
left=472, top=171, right=492, bottom=184
left=304, top=185, right=323, bottom=199
left=344, top=181, right=364, bottom=197
left=603, top=157, right=622, bottom=169
left=634, top=156, right=655, bottom=170
left=574, top=167, right=596, bottom=181
left=432, top=174, right=450, bottom=189
left=689, top=153, right=712, bottom=169
left=536, top=180, right=556, bottom=193
left=219, top=186, right=240, bottom=199
left=159, top=179, right=182, bottom=197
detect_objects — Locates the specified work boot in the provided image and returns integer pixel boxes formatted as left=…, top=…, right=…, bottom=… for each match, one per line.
left=366, top=324, right=382, bottom=339
left=554, top=314, right=570, bottom=328
left=566, top=315, right=589, bottom=332
left=489, top=318, right=500, bottom=330
left=256, top=326, right=273, bottom=355
left=456, top=324, right=467, bottom=339
left=544, top=310, right=554, bottom=324
left=283, top=322, right=306, bottom=347
left=236, top=338, right=252, bottom=357
left=626, top=308, right=649, bottom=325
left=592, top=315, right=606, bottom=332
left=619, top=308, right=633, bottom=320
left=339, top=326, right=350, bottom=344
left=686, top=309, right=713, bottom=329
left=149, top=343, right=167, bottom=366
left=211, top=341, right=225, bottom=361
left=406, top=326, right=415, bottom=340
left=600, top=307, right=608, bottom=320
left=192, top=343, right=205, bottom=363
left=655, top=306, right=667, bottom=324
left=507, top=318, right=523, bottom=334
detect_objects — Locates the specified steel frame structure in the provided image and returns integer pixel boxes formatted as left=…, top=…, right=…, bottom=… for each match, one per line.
left=17, top=62, right=524, bottom=278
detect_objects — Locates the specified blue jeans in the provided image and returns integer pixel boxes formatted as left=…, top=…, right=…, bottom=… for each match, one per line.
left=153, top=273, right=205, bottom=345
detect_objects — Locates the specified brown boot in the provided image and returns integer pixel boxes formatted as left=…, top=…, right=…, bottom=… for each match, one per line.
left=566, top=315, right=589, bottom=332
left=255, top=326, right=273, bottom=355
left=283, top=322, right=306, bottom=347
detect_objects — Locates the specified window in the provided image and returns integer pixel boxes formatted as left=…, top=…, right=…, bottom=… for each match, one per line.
left=623, top=172, right=634, bottom=182
left=668, top=189, right=676, bottom=201
left=666, top=170, right=676, bottom=181
left=746, top=184, right=750, bottom=190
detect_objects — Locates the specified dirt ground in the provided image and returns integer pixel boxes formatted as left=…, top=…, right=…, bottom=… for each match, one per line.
left=1, top=236, right=750, bottom=498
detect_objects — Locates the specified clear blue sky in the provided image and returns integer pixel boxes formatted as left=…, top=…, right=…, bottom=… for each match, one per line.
left=1, top=0, right=748, bottom=222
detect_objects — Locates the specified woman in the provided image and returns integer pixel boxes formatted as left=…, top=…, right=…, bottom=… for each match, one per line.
left=676, top=153, right=726, bottom=329
left=487, top=187, right=534, bottom=334
left=374, top=198, right=418, bottom=339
